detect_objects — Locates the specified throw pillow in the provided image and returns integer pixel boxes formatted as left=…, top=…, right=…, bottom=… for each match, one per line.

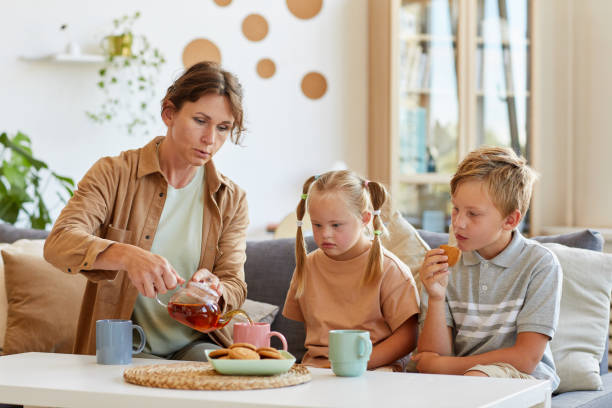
left=228, top=298, right=280, bottom=337
left=545, top=243, right=612, bottom=393
left=1, top=240, right=87, bottom=355
left=0, top=242, right=11, bottom=351
left=381, top=210, right=430, bottom=292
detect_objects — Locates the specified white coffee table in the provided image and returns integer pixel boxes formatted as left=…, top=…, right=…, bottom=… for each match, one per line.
left=0, top=353, right=550, bottom=408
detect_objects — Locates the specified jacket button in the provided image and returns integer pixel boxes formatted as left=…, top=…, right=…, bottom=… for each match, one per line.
left=68, top=268, right=71, bottom=272
left=145, top=235, right=150, bottom=239
left=159, top=192, right=164, bottom=197
left=84, top=262, right=88, bottom=266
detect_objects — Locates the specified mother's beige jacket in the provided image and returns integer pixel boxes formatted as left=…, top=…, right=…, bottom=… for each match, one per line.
left=44, top=136, right=248, bottom=355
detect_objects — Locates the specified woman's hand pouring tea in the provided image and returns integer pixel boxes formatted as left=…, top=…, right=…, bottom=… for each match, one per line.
left=190, top=268, right=223, bottom=300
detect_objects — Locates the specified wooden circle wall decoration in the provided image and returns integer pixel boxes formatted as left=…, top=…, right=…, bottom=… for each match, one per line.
left=213, top=0, right=232, bottom=6
left=301, top=72, right=327, bottom=99
left=182, top=38, right=221, bottom=68
left=242, top=14, right=269, bottom=42
left=286, top=0, right=323, bottom=20
left=256, top=58, right=276, bottom=79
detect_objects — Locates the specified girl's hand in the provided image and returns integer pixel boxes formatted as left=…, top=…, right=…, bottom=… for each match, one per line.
left=191, top=268, right=223, bottom=298
left=420, top=248, right=450, bottom=301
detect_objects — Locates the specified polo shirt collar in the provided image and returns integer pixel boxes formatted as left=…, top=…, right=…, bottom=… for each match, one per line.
left=461, top=230, right=525, bottom=268
left=137, top=136, right=230, bottom=194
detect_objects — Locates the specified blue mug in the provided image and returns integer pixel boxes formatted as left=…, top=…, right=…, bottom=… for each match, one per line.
left=96, top=319, right=146, bottom=365
left=328, top=330, right=373, bottom=377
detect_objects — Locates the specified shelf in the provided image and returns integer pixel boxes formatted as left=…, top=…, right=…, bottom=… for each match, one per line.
left=19, top=53, right=105, bottom=63
left=401, top=34, right=456, bottom=43
left=399, top=173, right=452, bottom=184
left=476, top=37, right=530, bottom=47
left=476, top=90, right=531, bottom=98
left=403, top=89, right=457, bottom=96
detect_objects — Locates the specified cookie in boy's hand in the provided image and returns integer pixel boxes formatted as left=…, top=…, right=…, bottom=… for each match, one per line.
left=440, top=245, right=461, bottom=267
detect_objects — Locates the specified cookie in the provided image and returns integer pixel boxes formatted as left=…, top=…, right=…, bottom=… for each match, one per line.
left=208, top=348, right=230, bottom=359
left=256, top=347, right=278, bottom=354
left=440, top=244, right=461, bottom=267
left=229, top=346, right=260, bottom=360
left=257, top=348, right=283, bottom=359
left=230, top=342, right=257, bottom=351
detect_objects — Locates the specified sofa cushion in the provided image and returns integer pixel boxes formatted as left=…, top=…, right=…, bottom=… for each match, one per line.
left=1, top=240, right=86, bottom=355
left=546, top=243, right=612, bottom=393
left=552, top=372, right=612, bottom=407
left=381, top=211, right=430, bottom=293
left=0, top=243, right=11, bottom=351
left=0, top=223, right=49, bottom=244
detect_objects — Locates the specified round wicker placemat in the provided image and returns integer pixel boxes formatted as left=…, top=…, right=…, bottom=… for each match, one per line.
left=123, top=362, right=312, bottom=391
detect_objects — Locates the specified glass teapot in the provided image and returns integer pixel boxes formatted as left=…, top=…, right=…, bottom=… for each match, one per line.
left=156, top=281, right=252, bottom=333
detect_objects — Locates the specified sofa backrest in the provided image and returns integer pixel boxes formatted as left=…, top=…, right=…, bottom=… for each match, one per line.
left=0, top=223, right=49, bottom=243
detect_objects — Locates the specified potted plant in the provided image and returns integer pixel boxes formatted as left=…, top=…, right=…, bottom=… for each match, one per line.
left=0, top=132, right=74, bottom=229
left=86, top=11, right=166, bottom=135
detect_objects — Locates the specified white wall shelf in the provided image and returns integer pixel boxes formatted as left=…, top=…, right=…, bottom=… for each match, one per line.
left=19, top=53, right=105, bottom=63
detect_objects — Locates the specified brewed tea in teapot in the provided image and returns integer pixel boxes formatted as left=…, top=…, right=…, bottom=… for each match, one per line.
left=157, top=281, right=252, bottom=333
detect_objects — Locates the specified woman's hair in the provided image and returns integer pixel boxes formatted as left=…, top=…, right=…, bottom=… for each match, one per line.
left=161, top=61, right=246, bottom=144
left=294, top=170, right=388, bottom=297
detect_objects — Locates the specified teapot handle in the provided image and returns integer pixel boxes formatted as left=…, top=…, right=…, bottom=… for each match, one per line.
left=155, top=294, right=168, bottom=308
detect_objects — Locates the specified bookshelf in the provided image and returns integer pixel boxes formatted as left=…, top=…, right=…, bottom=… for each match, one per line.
left=369, top=0, right=534, bottom=233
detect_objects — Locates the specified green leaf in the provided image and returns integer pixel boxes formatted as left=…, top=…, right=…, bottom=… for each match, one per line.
left=98, top=81, right=105, bottom=88
left=99, top=68, right=106, bottom=76
left=0, top=133, right=47, bottom=170
left=51, top=172, right=75, bottom=187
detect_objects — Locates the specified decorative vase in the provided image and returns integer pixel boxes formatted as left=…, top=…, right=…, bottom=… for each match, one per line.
left=103, top=33, right=133, bottom=57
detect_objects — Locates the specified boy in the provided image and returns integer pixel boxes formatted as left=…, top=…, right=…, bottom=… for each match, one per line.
left=413, top=146, right=562, bottom=392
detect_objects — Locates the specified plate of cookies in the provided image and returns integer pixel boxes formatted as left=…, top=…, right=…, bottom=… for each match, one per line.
left=205, top=343, right=296, bottom=376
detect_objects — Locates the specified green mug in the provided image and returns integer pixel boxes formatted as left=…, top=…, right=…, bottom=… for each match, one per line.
left=328, top=330, right=372, bottom=377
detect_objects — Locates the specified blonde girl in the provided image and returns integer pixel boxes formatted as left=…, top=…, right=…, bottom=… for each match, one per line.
left=282, top=170, right=420, bottom=371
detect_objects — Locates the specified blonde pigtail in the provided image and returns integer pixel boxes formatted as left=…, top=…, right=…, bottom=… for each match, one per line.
left=295, top=176, right=317, bottom=298
left=364, top=181, right=389, bottom=285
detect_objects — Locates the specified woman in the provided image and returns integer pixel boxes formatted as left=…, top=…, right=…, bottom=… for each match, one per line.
left=44, top=62, right=249, bottom=360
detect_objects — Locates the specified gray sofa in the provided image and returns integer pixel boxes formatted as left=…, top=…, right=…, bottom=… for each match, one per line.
left=1, top=223, right=611, bottom=407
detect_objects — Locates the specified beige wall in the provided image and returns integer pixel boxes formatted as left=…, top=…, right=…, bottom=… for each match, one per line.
left=573, top=0, right=612, bottom=228
left=534, top=0, right=612, bottom=234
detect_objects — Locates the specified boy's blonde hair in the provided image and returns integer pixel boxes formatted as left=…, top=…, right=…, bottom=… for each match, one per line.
left=450, top=146, right=537, bottom=217
left=294, top=170, right=388, bottom=298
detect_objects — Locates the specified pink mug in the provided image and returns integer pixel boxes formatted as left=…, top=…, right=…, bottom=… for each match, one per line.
left=233, top=322, right=288, bottom=351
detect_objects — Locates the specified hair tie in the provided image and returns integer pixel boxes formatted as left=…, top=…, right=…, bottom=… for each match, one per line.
left=301, top=193, right=308, bottom=200
left=296, top=220, right=303, bottom=227
left=373, top=230, right=382, bottom=236
left=314, top=175, right=320, bottom=180
left=372, top=210, right=381, bottom=216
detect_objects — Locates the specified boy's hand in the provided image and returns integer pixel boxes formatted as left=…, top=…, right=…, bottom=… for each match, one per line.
left=411, top=351, right=442, bottom=373
left=420, top=248, right=449, bottom=301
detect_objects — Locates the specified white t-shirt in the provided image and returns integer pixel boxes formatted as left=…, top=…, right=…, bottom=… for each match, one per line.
left=132, top=166, right=205, bottom=356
